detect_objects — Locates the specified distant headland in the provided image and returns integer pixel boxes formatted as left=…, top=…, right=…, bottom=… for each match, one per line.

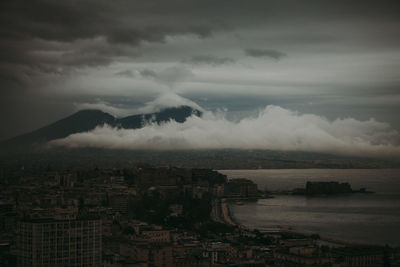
left=292, top=181, right=374, bottom=195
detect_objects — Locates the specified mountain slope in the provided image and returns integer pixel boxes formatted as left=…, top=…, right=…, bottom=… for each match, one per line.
left=118, top=106, right=201, bottom=129
left=1, top=106, right=201, bottom=150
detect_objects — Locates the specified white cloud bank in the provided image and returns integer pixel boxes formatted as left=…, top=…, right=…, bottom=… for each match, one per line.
left=50, top=105, right=400, bottom=157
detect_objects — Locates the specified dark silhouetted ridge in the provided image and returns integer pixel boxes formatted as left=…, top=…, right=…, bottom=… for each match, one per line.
left=1, top=109, right=116, bottom=149
left=0, top=106, right=202, bottom=151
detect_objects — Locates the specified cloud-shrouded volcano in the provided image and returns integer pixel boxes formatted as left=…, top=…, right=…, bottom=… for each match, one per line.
left=49, top=101, right=400, bottom=157
left=1, top=86, right=399, bottom=157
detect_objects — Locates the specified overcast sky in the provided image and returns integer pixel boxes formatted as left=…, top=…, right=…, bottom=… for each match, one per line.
left=1, top=0, right=400, bottom=155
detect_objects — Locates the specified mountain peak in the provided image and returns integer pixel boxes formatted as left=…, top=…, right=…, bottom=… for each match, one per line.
left=116, top=105, right=202, bottom=129
left=70, top=109, right=115, bottom=119
left=155, top=105, right=202, bottom=122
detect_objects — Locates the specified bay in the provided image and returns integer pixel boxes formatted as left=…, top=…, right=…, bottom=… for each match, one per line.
left=219, top=169, right=400, bottom=246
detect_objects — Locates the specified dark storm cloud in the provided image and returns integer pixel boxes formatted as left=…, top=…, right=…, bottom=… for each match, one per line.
left=245, top=49, right=286, bottom=60
left=183, top=55, right=235, bottom=66
left=0, top=0, right=224, bottom=47
left=1, top=0, right=399, bottom=84
left=0, top=0, right=219, bottom=87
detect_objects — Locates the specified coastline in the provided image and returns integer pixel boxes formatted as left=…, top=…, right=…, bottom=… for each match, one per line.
left=213, top=198, right=246, bottom=229
left=220, top=198, right=240, bottom=227
left=277, top=225, right=379, bottom=247
left=219, top=168, right=400, bottom=247
left=219, top=199, right=383, bottom=247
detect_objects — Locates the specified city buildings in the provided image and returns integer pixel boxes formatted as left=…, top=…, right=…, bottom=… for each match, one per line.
left=224, top=178, right=258, bottom=198
left=17, top=218, right=102, bottom=267
left=0, top=166, right=396, bottom=266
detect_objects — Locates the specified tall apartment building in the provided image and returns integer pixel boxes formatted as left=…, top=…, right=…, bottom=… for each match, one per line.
left=17, top=218, right=102, bottom=267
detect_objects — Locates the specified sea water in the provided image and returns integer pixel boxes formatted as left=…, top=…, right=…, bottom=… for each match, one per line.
left=219, top=169, right=400, bottom=246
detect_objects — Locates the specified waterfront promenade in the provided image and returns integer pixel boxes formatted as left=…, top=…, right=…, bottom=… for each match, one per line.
left=212, top=198, right=247, bottom=229
left=221, top=198, right=236, bottom=226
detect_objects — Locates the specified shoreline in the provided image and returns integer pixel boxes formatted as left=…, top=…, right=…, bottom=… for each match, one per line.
left=214, top=198, right=247, bottom=229
left=277, top=226, right=380, bottom=247
left=218, top=169, right=400, bottom=247
left=219, top=198, right=387, bottom=247
left=220, top=198, right=240, bottom=227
